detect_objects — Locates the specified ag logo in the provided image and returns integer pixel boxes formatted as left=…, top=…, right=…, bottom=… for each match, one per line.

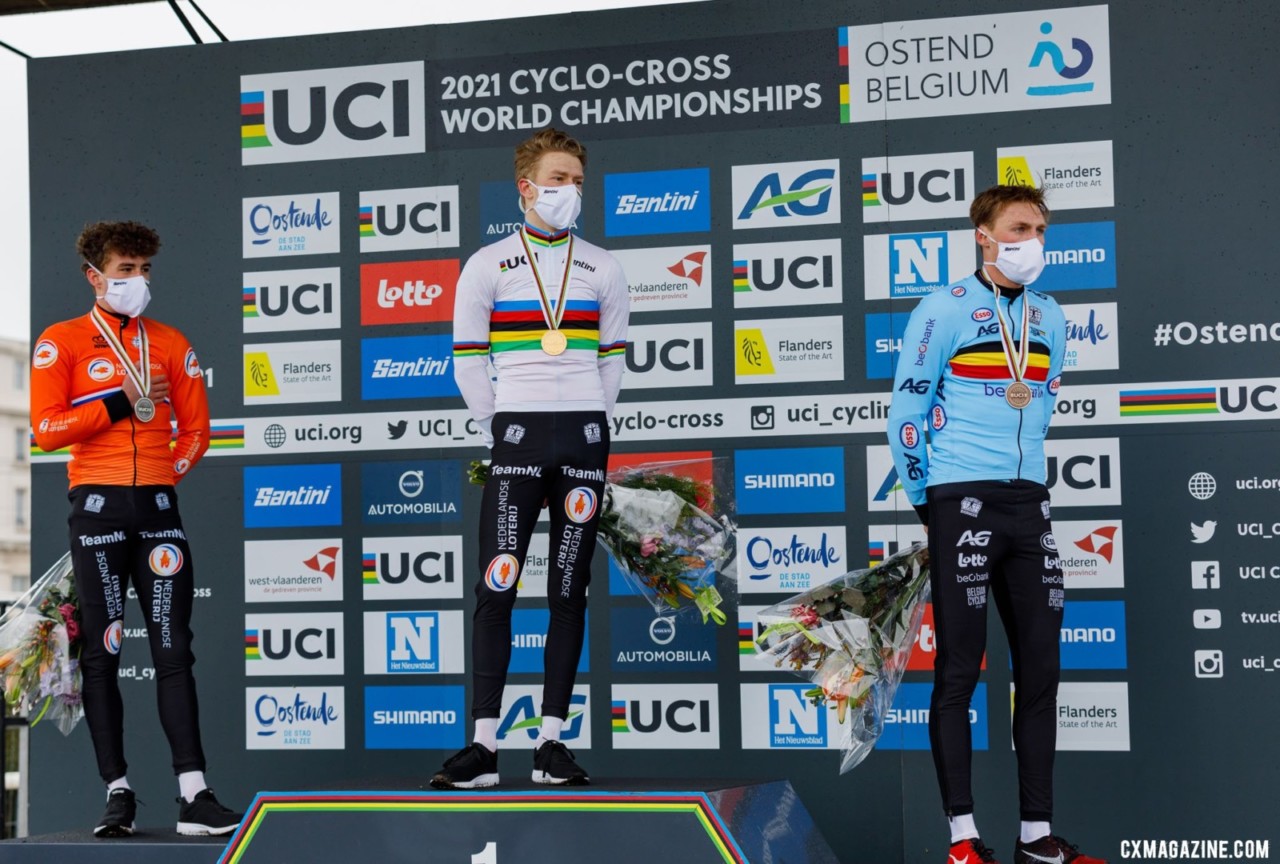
left=565, top=487, right=598, bottom=524
left=148, top=543, right=184, bottom=576
left=897, top=378, right=930, bottom=395
left=732, top=159, right=841, bottom=229
left=956, top=530, right=992, bottom=547
left=87, top=358, right=115, bottom=382
left=240, top=61, right=426, bottom=166
left=485, top=554, right=520, bottom=593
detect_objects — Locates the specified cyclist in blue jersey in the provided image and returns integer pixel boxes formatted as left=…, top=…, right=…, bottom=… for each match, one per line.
left=888, top=185, right=1105, bottom=864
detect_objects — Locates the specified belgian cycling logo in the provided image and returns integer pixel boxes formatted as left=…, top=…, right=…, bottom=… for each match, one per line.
left=565, top=488, right=599, bottom=524
left=33, top=340, right=58, bottom=369
left=1027, top=21, right=1095, bottom=96
left=148, top=543, right=185, bottom=576
left=87, top=358, right=115, bottom=382
left=184, top=348, right=202, bottom=379
left=104, top=620, right=124, bottom=655
left=485, top=554, right=520, bottom=593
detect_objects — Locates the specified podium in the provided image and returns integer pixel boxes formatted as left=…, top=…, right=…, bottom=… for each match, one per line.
left=1, top=779, right=838, bottom=864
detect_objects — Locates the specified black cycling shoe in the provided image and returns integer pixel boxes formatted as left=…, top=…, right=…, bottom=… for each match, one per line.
left=431, top=743, right=500, bottom=789
left=176, top=788, right=242, bottom=836
left=531, top=739, right=589, bottom=785
left=94, top=788, right=136, bottom=838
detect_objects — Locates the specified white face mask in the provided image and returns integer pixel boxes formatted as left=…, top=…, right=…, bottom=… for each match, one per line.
left=980, top=230, right=1046, bottom=286
left=524, top=182, right=582, bottom=231
left=90, top=264, right=151, bottom=318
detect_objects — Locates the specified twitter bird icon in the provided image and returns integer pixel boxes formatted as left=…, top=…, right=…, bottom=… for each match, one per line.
left=1191, top=520, right=1217, bottom=543
left=387, top=420, right=408, bottom=441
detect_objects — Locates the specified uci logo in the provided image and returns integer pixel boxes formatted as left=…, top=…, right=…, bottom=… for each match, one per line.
left=254, top=627, right=337, bottom=660
left=361, top=200, right=453, bottom=238
left=740, top=253, right=835, bottom=292
left=626, top=338, right=705, bottom=374
left=735, top=160, right=839, bottom=226
left=1046, top=454, right=1112, bottom=490
left=377, top=550, right=456, bottom=585
left=251, top=281, right=333, bottom=317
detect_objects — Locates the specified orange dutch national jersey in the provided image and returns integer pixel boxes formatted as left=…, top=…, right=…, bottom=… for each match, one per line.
left=31, top=309, right=210, bottom=488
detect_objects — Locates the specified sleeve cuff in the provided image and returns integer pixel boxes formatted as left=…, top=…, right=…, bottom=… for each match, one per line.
left=104, top=391, right=133, bottom=424
left=913, top=503, right=930, bottom=527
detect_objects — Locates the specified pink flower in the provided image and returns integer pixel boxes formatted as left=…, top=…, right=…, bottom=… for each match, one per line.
left=65, top=619, right=81, bottom=644
left=59, top=604, right=76, bottom=624
left=640, top=535, right=660, bottom=558
left=790, top=605, right=820, bottom=628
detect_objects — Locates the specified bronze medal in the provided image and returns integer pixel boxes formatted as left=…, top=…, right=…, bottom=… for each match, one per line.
left=1005, top=381, right=1033, bottom=410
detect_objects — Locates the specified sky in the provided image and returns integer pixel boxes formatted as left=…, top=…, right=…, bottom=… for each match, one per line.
left=0, top=0, right=700, bottom=344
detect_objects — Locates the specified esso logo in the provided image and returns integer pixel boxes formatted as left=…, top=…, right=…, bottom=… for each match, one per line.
left=185, top=348, right=202, bottom=379
left=565, top=487, right=598, bottom=524
left=485, top=554, right=520, bottom=592
left=951, top=285, right=967, bottom=297
left=148, top=543, right=184, bottom=576
left=1048, top=375, right=1061, bottom=396
left=971, top=309, right=993, bottom=322
left=931, top=405, right=947, bottom=431
left=104, top=620, right=124, bottom=655
left=87, top=359, right=116, bottom=382
left=899, top=422, right=919, bottom=449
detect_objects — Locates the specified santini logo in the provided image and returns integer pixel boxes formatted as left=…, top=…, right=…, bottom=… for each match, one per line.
left=615, top=190, right=701, bottom=214
left=255, top=485, right=332, bottom=507
left=743, top=472, right=836, bottom=490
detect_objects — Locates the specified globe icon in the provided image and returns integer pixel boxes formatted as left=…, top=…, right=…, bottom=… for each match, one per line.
left=264, top=423, right=287, bottom=449
left=1188, top=472, right=1216, bottom=500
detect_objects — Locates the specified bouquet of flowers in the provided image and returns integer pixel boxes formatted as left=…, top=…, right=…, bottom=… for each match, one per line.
left=468, top=457, right=736, bottom=624
left=754, top=543, right=930, bottom=773
left=0, top=552, right=84, bottom=735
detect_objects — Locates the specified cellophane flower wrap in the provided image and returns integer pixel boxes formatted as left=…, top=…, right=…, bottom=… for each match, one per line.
left=0, top=552, right=84, bottom=735
left=754, top=543, right=930, bottom=772
left=468, top=457, right=737, bottom=624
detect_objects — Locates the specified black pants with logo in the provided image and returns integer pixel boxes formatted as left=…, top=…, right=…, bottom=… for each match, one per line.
left=925, top=480, right=1064, bottom=822
left=67, top=485, right=205, bottom=783
left=472, top=411, right=609, bottom=721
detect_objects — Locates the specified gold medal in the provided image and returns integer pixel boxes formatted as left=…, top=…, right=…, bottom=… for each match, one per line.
left=541, top=330, right=568, bottom=356
left=1005, top=381, right=1033, bottom=410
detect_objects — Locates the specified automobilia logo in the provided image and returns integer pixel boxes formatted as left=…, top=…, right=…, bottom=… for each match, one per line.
left=732, top=239, right=842, bottom=308
left=243, top=464, right=342, bottom=528
left=604, top=168, right=710, bottom=237
left=610, top=245, right=712, bottom=312
left=732, top=159, right=840, bottom=229
left=240, top=61, right=425, bottom=165
left=361, top=459, right=461, bottom=524
left=242, top=267, right=340, bottom=333
left=861, top=151, right=973, bottom=223
left=242, top=192, right=339, bottom=259
left=610, top=607, right=715, bottom=671
left=997, top=140, right=1114, bottom=210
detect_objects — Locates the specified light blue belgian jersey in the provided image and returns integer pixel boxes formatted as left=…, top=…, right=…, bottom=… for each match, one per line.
left=886, top=272, right=1067, bottom=507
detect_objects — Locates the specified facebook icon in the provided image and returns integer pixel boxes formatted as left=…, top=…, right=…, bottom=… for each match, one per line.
left=1191, top=561, right=1220, bottom=590
left=386, top=612, right=439, bottom=672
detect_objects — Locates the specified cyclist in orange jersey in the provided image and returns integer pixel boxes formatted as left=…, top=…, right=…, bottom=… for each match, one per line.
left=30, top=221, right=240, bottom=839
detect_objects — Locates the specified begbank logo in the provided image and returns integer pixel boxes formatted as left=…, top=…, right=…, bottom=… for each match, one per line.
left=509, top=609, right=589, bottom=674
left=604, top=168, right=710, bottom=237
left=732, top=159, right=841, bottom=230
left=623, top=323, right=713, bottom=390
left=365, top=685, right=466, bottom=750
left=735, top=315, right=844, bottom=384
left=861, top=151, right=974, bottom=223
left=243, top=340, right=342, bottom=405
left=736, top=447, right=845, bottom=515
left=878, top=683, right=988, bottom=751
left=362, top=535, right=463, bottom=600
left=358, top=186, right=460, bottom=253
left=361, top=460, right=461, bottom=525
left=610, top=245, right=712, bottom=312
left=246, top=686, right=344, bottom=750
left=240, top=61, right=425, bottom=165
left=243, top=538, right=344, bottom=603
left=610, top=607, right=716, bottom=672
left=362, top=610, right=465, bottom=675
left=864, top=313, right=912, bottom=380
left=1033, top=221, right=1116, bottom=293
left=497, top=684, right=591, bottom=750
left=361, top=335, right=459, bottom=399
left=243, top=464, right=342, bottom=528
left=997, top=140, right=1114, bottom=210
left=360, top=260, right=459, bottom=326
left=862, top=230, right=976, bottom=300
left=244, top=612, right=344, bottom=676
left=1059, top=600, right=1127, bottom=670
left=243, top=267, right=341, bottom=333
left=611, top=684, right=720, bottom=749
left=740, top=526, right=847, bottom=593
left=732, top=239, right=842, bottom=308
left=242, top=192, right=340, bottom=258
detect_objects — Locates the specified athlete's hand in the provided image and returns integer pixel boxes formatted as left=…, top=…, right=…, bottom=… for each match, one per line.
left=123, top=372, right=170, bottom=405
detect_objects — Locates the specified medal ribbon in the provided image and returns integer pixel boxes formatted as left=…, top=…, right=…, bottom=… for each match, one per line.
left=90, top=305, right=150, bottom=398
left=988, top=274, right=1030, bottom=385
left=518, top=226, right=575, bottom=335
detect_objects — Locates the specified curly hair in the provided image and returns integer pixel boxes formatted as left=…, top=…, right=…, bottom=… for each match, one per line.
left=513, top=127, right=587, bottom=182
left=76, top=221, right=161, bottom=271
left=969, top=185, right=1050, bottom=230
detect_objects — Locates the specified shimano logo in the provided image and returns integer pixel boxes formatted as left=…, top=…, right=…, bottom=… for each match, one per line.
left=372, top=709, right=457, bottom=726
left=615, top=191, right=700, bottom=214
left=744, top=472, right=836, bottom=489
left=255, top=485, right=332, bottom=507
left=1060, top=627, right=1117, bottom=643
left=1045, top=248, right=1107, bottom=265
left=79, top=530, right=126, bottom=547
